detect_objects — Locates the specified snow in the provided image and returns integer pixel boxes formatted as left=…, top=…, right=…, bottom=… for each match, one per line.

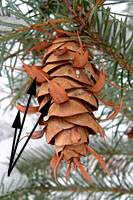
left=0, top=134, right=46, bottom=195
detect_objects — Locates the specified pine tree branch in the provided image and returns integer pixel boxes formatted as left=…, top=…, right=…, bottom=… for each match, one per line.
left=84, top=31, right=133, bottom=71
left=1, top=183, right=133, bottom=199
left=1, top=137, right=132, bottom=199
left=15, top=151, right=133, bottom=174
left=0, top=19, right=73, bottom=42
left=56, top=5, right=132, bottom=71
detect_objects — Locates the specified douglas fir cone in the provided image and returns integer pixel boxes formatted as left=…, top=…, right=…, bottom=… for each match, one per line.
left=11, top=28, right=124, bottom=184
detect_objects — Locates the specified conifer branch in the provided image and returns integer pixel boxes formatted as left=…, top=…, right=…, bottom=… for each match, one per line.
left=0, top=19, right=73, bottom=42
left=85, top=31, right=133, bottom=71
left=1, top=184, right=133, bottom=199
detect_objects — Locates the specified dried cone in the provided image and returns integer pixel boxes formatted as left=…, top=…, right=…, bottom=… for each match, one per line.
left=17, top=34, right=110, bottom=184
left=37, top=35, right=110, bottom=184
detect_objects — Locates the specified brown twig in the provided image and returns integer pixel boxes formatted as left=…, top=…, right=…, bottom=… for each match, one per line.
left=86, top=0, right=105, bottom=21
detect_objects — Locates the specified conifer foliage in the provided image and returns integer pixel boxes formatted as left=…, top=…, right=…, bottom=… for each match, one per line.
left=0, top=0, right=133, bottom=199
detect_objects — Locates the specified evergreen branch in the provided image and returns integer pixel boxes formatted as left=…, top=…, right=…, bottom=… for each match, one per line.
left=1, top=184, right=133, bottom=199
left=14, top=138, right=133, bottom=173
left=15, top=151, right=133, bottom=174
left=0, top=19, right=73, bottom=42
left=80, top=4, right=133, bottom=71
left=53, top=2, right=133, bottom=71
left=1, top=137, right=132, bottom=199
left=84, top=31, right=133, bottom=71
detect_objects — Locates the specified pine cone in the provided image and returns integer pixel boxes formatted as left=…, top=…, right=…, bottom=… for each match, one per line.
left=36, top=36, right=110, bottom=183
left=11, top=31, right=112, bottom=183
